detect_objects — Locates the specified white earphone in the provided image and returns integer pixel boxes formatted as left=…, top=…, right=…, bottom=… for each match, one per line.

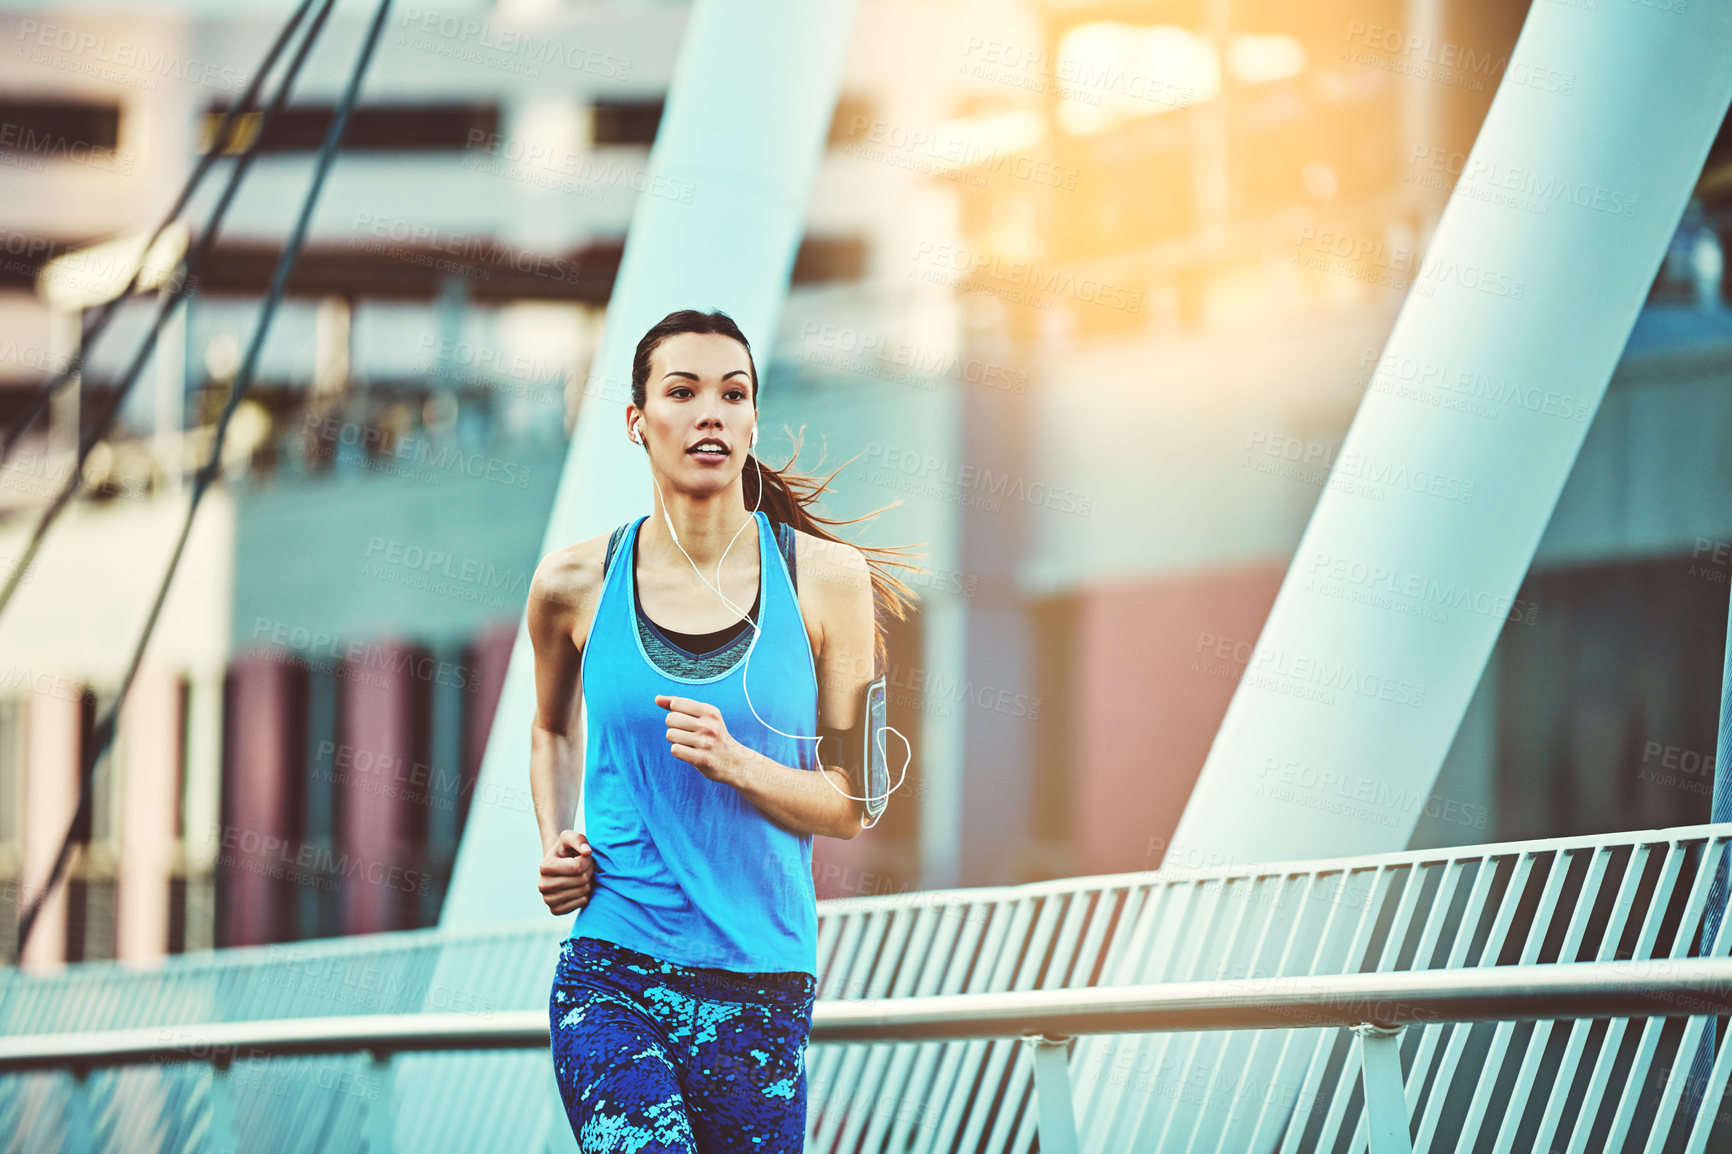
left=632, top=415, right=909, bottom=824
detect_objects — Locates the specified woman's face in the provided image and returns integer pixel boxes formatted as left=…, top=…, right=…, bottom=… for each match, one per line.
left=635, top=331, right=756, bottom=490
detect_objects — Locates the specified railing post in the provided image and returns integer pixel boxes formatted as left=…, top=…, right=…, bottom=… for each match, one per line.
left=208, top=1057, right=240, bottom=1154
left=1352, top=1023, right=1413, bottom=1154
left=64, top=1066, right=95, bottom=1152
left=365, top=1049, right=397, bottom=1154
left=1021, top=1033, right=1080, bottom=1154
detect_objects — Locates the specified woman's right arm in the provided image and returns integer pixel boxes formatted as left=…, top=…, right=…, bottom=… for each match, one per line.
left=528, top=544, right=601, bottom=915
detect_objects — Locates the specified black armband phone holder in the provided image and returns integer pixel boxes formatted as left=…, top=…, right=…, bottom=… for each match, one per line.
left=817, top=675, right=890, bottom=825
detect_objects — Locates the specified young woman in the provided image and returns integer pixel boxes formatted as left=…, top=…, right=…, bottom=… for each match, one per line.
left=528, top=308, right=922, bottom=1152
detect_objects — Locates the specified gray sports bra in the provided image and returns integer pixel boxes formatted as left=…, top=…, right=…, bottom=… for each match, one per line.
left=578, top=516, right=798, bottom=680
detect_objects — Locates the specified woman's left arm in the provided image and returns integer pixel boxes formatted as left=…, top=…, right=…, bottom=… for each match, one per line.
left=658, top=538, right=876, bottom=840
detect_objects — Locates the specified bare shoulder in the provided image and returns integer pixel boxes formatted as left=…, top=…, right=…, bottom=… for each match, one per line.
left=530, top=532, right=613, bottom=639
left=792, top=528, right=872, bottom=659
left=792, top=527, right=870, bottom=601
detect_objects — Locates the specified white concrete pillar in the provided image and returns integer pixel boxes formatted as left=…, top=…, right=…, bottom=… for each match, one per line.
left=442, top=0, right=862, bottom=927
left=21, top=680, right=82, bottom=970
left=1172, top=1, right=1732, bottom=864
left=181, top=668, right=224, bottom=952
left=117, top=667, right=180, bottom=965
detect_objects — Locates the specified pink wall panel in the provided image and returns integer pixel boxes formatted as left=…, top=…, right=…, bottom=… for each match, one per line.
left=223, top=656, right=292, bottom=947
left=1073, top=563, right=1284, bottom=877
left=465, top=622, right=515, bottom=790
left=813, top=830, right=878, bottom=904
left=340, top=641, right=414, bottom=935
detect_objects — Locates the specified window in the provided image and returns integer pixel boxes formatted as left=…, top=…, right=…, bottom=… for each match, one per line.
left=792, top=236, right=868, bottom=284
left=0, top=98, right=120, bottom=153
left=589, top=98, right=661, bottom=146
left=199, top=103, right=501, bottom=154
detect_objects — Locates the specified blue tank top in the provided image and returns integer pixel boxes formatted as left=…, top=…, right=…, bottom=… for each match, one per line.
left=571, top=509, right=821, bottom=976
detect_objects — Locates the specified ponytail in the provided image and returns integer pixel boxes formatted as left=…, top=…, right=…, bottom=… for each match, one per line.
left=744, top=428, right=926, bottom=675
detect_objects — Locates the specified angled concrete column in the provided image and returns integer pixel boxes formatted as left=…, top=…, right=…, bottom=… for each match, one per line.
left=1172, top=2, right=1732, bottom=864
left=441, top=0, right=860, bottom=927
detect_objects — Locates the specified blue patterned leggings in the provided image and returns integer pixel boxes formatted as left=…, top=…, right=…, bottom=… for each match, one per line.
left=548, top=935, right=818, bottom=1152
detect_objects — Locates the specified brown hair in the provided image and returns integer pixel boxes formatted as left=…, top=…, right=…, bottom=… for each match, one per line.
left=631, top=308, right=926, bottom=674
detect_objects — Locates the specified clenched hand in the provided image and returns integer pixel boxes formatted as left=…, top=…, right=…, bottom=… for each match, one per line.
left=539, top=829, right=595, bottom=916
left=657, top=693, right=750, bottom=785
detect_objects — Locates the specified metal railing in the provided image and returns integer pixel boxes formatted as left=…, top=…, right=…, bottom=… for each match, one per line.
left=9, top=823, right=1732, bottom=1151
left=4, top=957, right=1732, bottom=1154
left=801, top=825, right=1732, bottom=1153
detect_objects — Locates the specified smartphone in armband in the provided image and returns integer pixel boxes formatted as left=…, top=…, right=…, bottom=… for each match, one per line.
left=863, top=674, right=888, bottom=823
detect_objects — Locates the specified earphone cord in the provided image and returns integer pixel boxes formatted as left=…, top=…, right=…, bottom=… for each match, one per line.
left=641, top=438, right=911, bottom=825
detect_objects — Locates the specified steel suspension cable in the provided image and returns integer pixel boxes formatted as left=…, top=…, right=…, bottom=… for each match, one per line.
left=0, top=0, right=320, bottom=465
left=0, top=0, right=343, bottom=620
left=12, top=0, right=396, bottom=965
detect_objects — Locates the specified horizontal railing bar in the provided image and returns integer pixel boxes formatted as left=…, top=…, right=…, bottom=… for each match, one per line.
left=0, top=1012, right=544, bottom=1073
left=3, top=958, right=1730, bottom=1074
left=812, top=957, right=1732, bottom=1044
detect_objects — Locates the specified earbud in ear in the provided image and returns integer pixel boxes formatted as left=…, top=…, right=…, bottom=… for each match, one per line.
left=750, top=424, right=759, bottom=450
left=633, top=419, right=644, bottom=445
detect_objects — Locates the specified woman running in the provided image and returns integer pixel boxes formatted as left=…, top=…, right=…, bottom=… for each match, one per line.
left=529, top=308, right=921, bottom=1152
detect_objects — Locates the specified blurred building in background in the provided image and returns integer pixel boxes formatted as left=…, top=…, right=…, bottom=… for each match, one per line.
left=0, top=0, right=1725, bottom=968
